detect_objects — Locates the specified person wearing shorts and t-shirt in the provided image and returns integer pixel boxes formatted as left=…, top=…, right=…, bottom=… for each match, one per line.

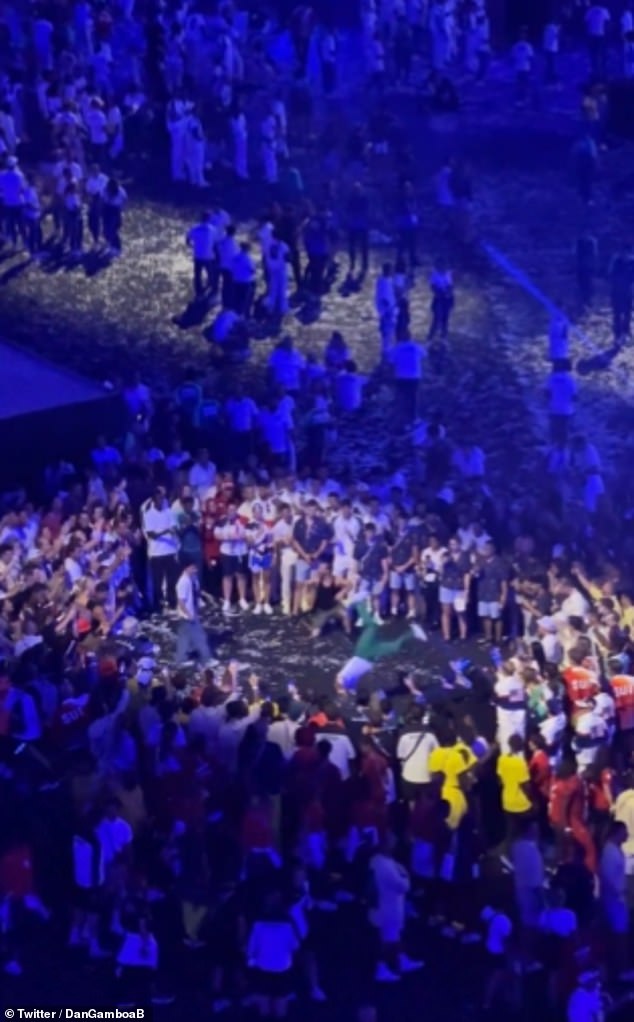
left=439, top=537, right=471, bottom=640
left=214, top=504, right=249, bottom=614
left=291, top=501, right=332, bottom=615
left=389, top=513, right=419, bottom=620
left=356, top=523, right=390, bottom=624
left=475, top=541, right=508, bottom=644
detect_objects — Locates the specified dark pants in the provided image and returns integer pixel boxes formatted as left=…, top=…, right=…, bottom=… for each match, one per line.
left=428, top=293, right=454, bottom=339
left=289, top=246, right=302, bottom=288
left=103, top=204, right=122, bottom=251
left=588, top=36, right=606, bottom=79
left=544, top=51, right=558, bottom=83
left=347, top=228, right=368, bottom=274
left=322, top=59, right=336, bottom=94
left=221, top=269, right=234, bottom=309
left=612, top=295, right=632, bottom=337
left=3, top=204, right=22, bottom=245
left=232, top=280, right=253, bottom=316
left=230, top=429, right=253, bottom=466
left=63, top=209, right=83, bottom=251
left=576, top=162, right=595, bottom=204
left=305, top=253, right=327, bottom=294
left=396, top=227, right=418, bottom=269
left=175, top=618, right=211, bottom=664
left=22, top=215, right=41, bottom=254
left=149, top=554, right=178, bottom=612
left=88, top=198, right=102, bottom=243
left=577, top=267, right=594, bottom=307
left=193, top=257, right=215, bottom=297
left=394, top=378, right=418, bottom=422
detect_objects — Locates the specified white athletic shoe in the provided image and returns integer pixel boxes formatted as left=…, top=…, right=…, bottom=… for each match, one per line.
left=239, top=599, right=249, bottom=611
left=375, top=962, right=401, bottom=983
left=409, top=622, right=428, bottom=642
left=399, top=953, right=424, bottom=973
left=222, top=600, right=231, bottom=614
left=253, top=604, right=262, bottom=615
left=263, top=603, right=273, bottom=615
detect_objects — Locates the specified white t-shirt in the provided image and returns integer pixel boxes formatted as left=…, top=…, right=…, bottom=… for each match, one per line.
left=117, top=932, right=159, bottom=969
left=543, top=24, right=560, bottom=53
left=483, top=909, right=512, bottom=954
left=397, top=730, right=439, bottom=784
left=540, top=906, right=577, bottom=937
left=567, top=986, right=603, bottom=1022
left=548, top=371, right=577, bottom=416
left=259, top=409, right=288, bottom=454
left=560, top=588, right=589, bottom=619
left=226, top=396, right=258, bottom=432
left=586, top=6, right=610, bottom=37
left=248, top=921, right=298, bottom=972
left=95, top=816, right=132, bottom=866
left=388, top=341, right=425, bottom=380
left=318, top=730, right=356, bottom=780
left=269, top=348, right=305, bottom=391
left=73, top=835, right=105, bottom=888
left=86, top=107, right=108, bottom=144
left=189, top=461, right=217, bottom=497
left=187, top=222, right=217, bottom=260
left=334, top=372, right=366, bottom=412
left=512, top=41, right=534, bottom=72
left=142, top=504, right=179, bottom=558
left=176, top=571, right=198, bottom=620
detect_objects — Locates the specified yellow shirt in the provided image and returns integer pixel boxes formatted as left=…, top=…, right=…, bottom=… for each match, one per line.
left=497, top=753, right=531, bottom=814
left=429, top=744, right=473, bottom=830
left=620, top=605, right=634, bottom=633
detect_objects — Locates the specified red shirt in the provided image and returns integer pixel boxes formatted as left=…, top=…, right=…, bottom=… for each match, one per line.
left=202, top=496, right=229, bottom=562
left=241, top=805, right=274, bottom=851
left=562, top=666, right=599, bottom=710
left=549, top=775, right=586, bottom=829
left=0, top=844, right=34, bottom=898
left=529, top=748, right=551, bottom=801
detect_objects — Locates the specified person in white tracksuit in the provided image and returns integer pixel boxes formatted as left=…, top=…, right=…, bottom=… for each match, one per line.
left=231, top=107, right=248, bottom=180
left=264, top=240, right=290, bottom=319
left=166, top=97, right=189, bottom=181
left=185, top=109, right=207, bottom=187
left=494, top=662, right=527, bottom=755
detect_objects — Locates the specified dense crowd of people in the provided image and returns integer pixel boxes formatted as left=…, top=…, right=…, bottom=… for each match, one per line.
left=3, top=2, right=634, bottom=1022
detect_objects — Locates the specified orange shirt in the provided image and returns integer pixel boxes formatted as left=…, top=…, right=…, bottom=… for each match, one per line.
left=562, top=665, right=599, bottom=709
left=610, top=675, right=634, bottom=731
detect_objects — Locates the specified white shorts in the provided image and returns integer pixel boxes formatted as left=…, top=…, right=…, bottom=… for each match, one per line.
left=440, top=587, right=466, bottom=612
left=333, top=554, right=354, bottom=578
left=478, top=600, right=501, bottom=620
left=338, top=655, right=373, bottom=689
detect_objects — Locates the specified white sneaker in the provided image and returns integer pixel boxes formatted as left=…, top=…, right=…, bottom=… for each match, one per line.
left=375, top=962, right=401, bottom=983
left=239, top=599, right=249, bottom=611
left=399, top=953, right=424, bottom=973
left=410, top=622, right=428, bottom=642
left=373, top=613, right=384, bottom=625
left=263, top=603, right=273, bottom=615
left=406, top=609, right=416, bottom=620
left=222, top=600, right=231, bottom=614
left=253, top=604, right=262, bottom=615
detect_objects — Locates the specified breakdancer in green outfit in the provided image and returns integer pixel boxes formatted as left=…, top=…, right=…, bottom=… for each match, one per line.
left=335, top=598, right=427, bottom=693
